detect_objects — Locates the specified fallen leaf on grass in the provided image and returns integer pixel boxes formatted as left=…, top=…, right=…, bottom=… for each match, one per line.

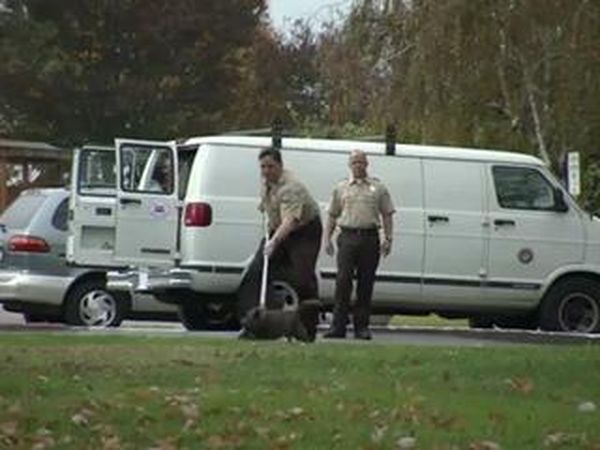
left=469, top=440, right=501, bottom=450
left=31, top=436, right=55, bottom=450
left=396, top=436, right=417, bottom=449
left=505, top=377, right=534, bottom=394
left=70, top=413, right=89, bottom=427
left=205, top=433, right=244, bottom=449
left=0, top=421, right=18, bottom=437
left=181, top=403, right=200, bottom=430
left=578, top=401, right=597, bottom=413
left=543, top=431, right=587, bottom=447
left=149, top=437, right=178, bottom=450
left=100, top=435, right=122, bottom=450
left=371, top=425, right=388, bottom=443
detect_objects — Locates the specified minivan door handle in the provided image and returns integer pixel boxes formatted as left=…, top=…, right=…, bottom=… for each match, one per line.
left=494, top=219, right=516, bottom=227
left=120, top=197, right=142, bottom=206
left=427, top=215, right=449, bottom=223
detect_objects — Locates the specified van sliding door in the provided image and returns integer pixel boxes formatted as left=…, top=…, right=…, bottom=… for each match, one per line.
left=422, top=159, right=486, bottom=304
left=114, top=139, right=179, bottom=267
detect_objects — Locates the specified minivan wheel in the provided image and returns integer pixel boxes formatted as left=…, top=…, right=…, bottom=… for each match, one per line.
left=539, top=277, right=600, bottom=333
left=64, top=279, right=128, bottom=327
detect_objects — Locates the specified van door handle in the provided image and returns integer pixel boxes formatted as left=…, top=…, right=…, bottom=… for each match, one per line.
left=120, top=198, right=142, bottom=206
left=428, top=215, right=449, bottom=223
left=494, top=219, right=515, bottom=227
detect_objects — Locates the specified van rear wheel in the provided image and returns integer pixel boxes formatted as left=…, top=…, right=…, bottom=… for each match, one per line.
left=178, top=298, right=239, bottom=331
left=236, top=280, right=300, bottom=321
left=539, top=277, right=600, bottom=333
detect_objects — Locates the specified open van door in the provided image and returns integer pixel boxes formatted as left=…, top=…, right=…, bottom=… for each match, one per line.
left=68, top=145, right=118, bottom=267
left=114, top=139, right=179, bottom=267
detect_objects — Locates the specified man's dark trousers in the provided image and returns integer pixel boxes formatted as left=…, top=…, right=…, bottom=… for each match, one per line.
left=331, top=228, right=380, bottom=333
left=237, top=218, right=322, bottom=339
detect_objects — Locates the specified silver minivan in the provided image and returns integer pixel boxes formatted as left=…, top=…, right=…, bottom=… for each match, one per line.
left=0, top=188, right=176, bottom=326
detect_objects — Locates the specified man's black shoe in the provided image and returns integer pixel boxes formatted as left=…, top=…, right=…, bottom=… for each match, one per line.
left=323, top=329, right=346, bottom=339
left=354, top=329, right=372, bottom=340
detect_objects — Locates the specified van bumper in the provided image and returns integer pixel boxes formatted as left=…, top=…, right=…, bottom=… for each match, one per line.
left=107, top=267, right=192, bottom=292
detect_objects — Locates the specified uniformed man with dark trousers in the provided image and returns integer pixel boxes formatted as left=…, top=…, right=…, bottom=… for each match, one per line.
left=324, top=150, right=395, bottom=340
left=238, top=147, right=322, bottom=341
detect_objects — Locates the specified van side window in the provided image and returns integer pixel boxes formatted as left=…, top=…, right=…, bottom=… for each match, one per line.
left=492, top=166, right=554, bottom=210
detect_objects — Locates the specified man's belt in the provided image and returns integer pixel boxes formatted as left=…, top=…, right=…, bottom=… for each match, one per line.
left=340, top=227, right=378, bottom=236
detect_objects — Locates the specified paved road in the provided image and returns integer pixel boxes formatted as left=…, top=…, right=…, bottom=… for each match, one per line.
left=2, top=307, right=599, bottom=346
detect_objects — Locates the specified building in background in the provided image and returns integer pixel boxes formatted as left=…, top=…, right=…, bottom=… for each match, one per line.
left=0, top=139, right=70, bottom=212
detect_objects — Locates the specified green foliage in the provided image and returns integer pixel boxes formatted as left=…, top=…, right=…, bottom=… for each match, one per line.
left=0, top=0, right=266, bottom=145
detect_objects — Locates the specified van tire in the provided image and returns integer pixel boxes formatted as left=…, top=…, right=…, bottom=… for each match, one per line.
left=468, top=316, right=494, bottom=329
left=64, top=279, right=129, bottom=327
left=539, top=277, right=600, bottom=333
left=178, top=298, right=239, bottom=331
left=236, top=280, right=300, bottom=321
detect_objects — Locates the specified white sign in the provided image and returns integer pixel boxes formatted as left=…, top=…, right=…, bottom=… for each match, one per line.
left=567, top=152, right=580, bottom=197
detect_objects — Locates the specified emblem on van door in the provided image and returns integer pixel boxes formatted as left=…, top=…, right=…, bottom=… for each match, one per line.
left=518, top=248, right=534, bottom=264
left=150, top=200, right=170, bottom=219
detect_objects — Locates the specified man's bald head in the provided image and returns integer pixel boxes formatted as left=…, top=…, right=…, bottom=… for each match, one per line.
left=349, top=150, right=368, bottom=179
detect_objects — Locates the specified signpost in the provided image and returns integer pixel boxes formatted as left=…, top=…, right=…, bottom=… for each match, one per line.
left=567, top=152, right=581, bottom=197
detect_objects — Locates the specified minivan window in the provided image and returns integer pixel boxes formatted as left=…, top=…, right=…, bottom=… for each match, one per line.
left=493, top=166, right=554, bottom=210
left=0, top=192, right=47, bottom=229
left=52, top=198, right=69, bottom=231
left=79, top=149, right=116, bottom=196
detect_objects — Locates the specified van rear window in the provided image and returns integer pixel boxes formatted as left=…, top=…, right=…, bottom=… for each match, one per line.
left=0, top=192, right=47, bottom=229
left=78, top=149, right=116, bottom=196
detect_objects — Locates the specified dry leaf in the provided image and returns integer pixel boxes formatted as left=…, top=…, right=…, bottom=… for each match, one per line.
left=397, top=436, right=417, bottom=449
left=469, top=440, right=501, bottom=450
left=371, top=425, right=387, bottom=443
left=506, top=377, right=534, bottom=394
left=0, top=421, right=18, bottom=437
left=70, top=413, right=88, bottom=427
left=578, top=401, right=596, bottom=413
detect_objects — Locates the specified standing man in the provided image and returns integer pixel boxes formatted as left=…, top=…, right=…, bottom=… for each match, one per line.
left=324, top=150, right=395, bottom=340
left=238, top=147, right=322, bottom=341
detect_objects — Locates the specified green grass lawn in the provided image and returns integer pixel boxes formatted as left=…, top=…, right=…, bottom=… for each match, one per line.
left=0, top=333, right=598, bottom=449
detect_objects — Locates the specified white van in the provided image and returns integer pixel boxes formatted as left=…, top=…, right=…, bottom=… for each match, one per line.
left=67, top=136, right=600, bottom=334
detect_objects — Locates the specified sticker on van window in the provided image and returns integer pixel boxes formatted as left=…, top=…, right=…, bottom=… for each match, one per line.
left=149, top=200, right=170, bottom=219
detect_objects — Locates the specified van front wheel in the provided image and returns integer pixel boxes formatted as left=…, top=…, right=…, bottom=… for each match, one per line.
left=539, top=277, right=600, bottom=333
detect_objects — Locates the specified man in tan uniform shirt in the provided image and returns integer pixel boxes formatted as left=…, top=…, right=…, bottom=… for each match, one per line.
left=324, top=150, right=395, bottom=340
left=238, top=147, right=322, bottom=341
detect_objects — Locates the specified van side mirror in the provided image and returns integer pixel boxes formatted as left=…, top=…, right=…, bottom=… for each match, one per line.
left=553, top=188, right=569, bottom=213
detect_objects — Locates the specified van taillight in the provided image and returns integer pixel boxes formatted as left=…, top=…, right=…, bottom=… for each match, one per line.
left=8, top=235, right=50, bottom=253
left=184, top=202, right=212, bottom=227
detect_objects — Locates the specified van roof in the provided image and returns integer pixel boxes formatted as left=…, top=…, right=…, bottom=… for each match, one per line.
left=183, top=136, right=544, bottom=166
